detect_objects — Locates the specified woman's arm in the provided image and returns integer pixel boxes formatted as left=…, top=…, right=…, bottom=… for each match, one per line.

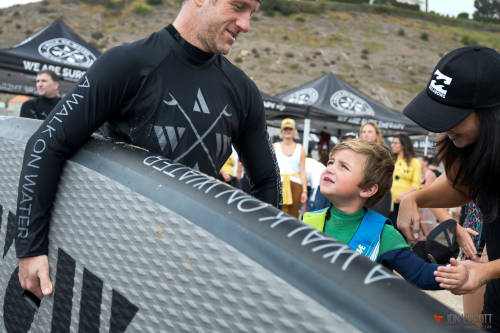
left=398, top=174, right=471, bottom=241
left=435, top=257, right=500, bottom=294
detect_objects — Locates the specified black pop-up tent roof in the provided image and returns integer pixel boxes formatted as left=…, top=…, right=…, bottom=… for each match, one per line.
left=274, top=72, right=426, bottom=136
left=0, top=19, right=101, bottom=96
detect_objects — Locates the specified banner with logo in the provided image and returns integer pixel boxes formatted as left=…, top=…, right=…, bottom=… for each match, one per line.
left=0, top=20, right=100, bottom=96
left=275, top=72, right=426, bottom=136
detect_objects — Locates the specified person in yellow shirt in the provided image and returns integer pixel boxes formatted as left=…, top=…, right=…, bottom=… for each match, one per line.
left=219, top=152, right=239, bottom=187
left=390, top=134, right=421, bottom=228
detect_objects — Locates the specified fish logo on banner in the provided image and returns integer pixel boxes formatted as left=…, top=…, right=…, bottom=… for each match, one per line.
left=284, top=88, right=319, bottom=105
left=330, top=90, right=375, bottom=117
left=38, top=38, right=97, bottom=67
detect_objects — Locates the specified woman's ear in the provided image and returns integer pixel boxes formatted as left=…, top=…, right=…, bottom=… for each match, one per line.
left=360, top=184, right=378, bottom=199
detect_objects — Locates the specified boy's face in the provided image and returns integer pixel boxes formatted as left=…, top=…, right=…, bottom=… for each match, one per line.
left=320, top=149, right=366, bottom=202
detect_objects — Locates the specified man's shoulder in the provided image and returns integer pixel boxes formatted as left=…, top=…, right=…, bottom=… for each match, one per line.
left=102, top=28, right=173, bottom=68
left=217, top=56, right=257, bottom=87
left=21, top=98, right=36, bottom=106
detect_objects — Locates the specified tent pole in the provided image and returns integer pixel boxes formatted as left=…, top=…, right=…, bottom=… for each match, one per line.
left=424, top=136, right=429, bottom=157
left=303, top=118, right=311, bottom=154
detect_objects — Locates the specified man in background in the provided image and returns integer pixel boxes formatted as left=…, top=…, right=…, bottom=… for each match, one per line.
left=20, top=70, right=60, bottom=120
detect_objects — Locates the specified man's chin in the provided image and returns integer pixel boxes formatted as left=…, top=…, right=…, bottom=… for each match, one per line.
left=217, top=45, right=231, bottom=55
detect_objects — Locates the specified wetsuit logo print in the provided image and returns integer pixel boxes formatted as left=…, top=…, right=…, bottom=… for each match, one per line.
left=193, top=89, right=210, bottom=114
left=154, top=126, right=186, bottom=153
left=162, top=90, right=232, bottom=174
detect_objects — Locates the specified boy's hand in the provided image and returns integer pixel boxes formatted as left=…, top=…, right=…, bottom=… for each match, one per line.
left=434, top=258, right=487, bottom=295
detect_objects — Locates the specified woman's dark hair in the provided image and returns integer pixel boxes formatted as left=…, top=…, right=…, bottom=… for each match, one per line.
left=438, top=108, right=500, bottom=222
left=421, top=156, right=433, bottom=165
left=396, top=134, right=415, bottom=165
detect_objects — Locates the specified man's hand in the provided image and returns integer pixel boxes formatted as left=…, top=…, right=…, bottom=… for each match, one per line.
left=397, top=193, right=426, bottom=242
left=18, top=255, right=53, bottom=300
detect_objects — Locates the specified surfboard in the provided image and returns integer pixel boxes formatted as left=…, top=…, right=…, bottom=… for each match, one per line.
left=0, top=116, right=475, bottom=332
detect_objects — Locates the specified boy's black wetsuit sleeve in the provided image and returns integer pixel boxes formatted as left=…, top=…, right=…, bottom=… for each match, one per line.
left=15, top=46, right=141, bottom=258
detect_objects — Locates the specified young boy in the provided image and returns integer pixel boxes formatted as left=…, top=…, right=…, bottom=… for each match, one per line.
left=302, top=139, right=467, bottom=290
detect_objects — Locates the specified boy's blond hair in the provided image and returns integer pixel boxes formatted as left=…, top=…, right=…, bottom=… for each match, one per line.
left=330, top=139, right=394, bottom=207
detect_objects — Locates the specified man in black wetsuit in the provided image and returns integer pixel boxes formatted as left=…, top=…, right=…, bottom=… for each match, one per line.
left=16, top=0, right=281, bottom=301
left=20, top=70, right=61, bottom=120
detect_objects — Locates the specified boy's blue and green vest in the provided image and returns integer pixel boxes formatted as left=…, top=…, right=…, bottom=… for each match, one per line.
left=303, top=207, right=390, bottom=261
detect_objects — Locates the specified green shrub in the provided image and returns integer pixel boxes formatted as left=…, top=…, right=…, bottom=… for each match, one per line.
left=261, top=0, right=320, bottom=16
left=420, top=32, right=429, bottom=41
left=132, top=1, right=151, bottom=14
left=391, top=0, right=419, bottom=11
left=295, top=16, right=305, bottom=22
left=146, top=0, right=163, bottom=5
left=397, top=28, right=405, bottom=36
left=330, top=0, right=369, bottom=3
left=102, top=0, right=123, bottom=10
left=457, top=12, right=469, bottom=20
left=461, top=35, right=479, bottom=45
left=285, top=52, right=294, bottom=58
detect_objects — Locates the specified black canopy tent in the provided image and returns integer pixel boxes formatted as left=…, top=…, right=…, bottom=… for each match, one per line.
left=0, top=20, right=100, bottom=96
left=271, top=72, right=426, bottom=151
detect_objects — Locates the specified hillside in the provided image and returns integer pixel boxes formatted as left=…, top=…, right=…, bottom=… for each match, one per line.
left=1, top=0, right=499, bottom=111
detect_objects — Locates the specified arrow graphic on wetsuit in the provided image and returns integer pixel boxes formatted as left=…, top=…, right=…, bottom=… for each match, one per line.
left=163, top=93, right=232, bottom=173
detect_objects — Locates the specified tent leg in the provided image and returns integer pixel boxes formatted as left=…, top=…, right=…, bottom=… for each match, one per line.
left=424, top=136, right=429, bottom=157
left=303, top=118, right=311, bottom=154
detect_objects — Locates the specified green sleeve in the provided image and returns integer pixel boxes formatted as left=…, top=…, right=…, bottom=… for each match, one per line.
left=377, top=224, right=410, bottom=259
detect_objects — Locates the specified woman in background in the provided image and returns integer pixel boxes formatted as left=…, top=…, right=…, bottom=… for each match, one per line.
left=390, top=134, right=421, bottom=228
left=273, top=118, right=308, bottom=218
left=359, top=122, right=391, bottom=217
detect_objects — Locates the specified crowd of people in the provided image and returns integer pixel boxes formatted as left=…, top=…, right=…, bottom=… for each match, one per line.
left=12, top=0, right=500, bottom=329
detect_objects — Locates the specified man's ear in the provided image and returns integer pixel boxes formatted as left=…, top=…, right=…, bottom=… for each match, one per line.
left=360, top=184, right=378, bottom=199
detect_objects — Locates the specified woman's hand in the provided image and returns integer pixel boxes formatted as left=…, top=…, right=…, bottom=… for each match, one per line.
left=435, top=258, right=489, bottom=295
left=300, top=191, right=308, bottom=205
left=455, top=224, right=479, bottom=260
left=397, top=192, right=426, bottom=241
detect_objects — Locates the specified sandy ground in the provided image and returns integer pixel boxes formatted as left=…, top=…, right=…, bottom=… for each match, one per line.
left=425, top=290, right=464, bottom=314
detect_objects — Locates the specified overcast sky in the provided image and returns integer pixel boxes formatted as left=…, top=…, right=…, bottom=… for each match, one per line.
left=0, top=0, right=477, bottom=17
left=424, top=0, right=476, bottom=17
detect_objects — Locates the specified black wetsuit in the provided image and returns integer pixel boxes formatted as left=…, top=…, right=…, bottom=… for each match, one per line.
left=20, top=96, right=60, bottom=120
left=15, top=25, right=281, bottom=258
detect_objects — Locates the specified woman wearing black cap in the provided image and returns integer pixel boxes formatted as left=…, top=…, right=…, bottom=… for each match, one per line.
left=397, top=46, right=500, bottom=330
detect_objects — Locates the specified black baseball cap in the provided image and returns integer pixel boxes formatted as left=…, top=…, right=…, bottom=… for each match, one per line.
left=403, top=46, right=500, bottom=133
